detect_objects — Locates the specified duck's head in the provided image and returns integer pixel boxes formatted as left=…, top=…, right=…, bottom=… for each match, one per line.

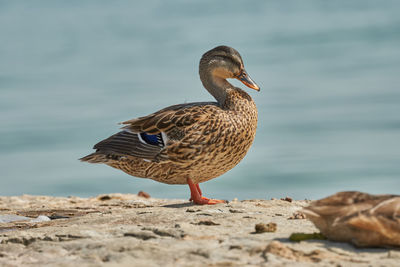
left=199, top=45, right=260, bottom=92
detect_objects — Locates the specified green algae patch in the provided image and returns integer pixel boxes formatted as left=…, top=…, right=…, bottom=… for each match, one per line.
left=289, top=232, right=326, bottom=242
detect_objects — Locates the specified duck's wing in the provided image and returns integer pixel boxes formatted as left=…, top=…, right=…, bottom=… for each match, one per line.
left=122, top=102, right=217, bottom=135
left=83, top=102, right=219, bottom=162
left=90, top=130, right=165, bottom=161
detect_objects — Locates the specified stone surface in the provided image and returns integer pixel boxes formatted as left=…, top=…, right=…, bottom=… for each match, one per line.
left=0, top=194, right=398, bottom=266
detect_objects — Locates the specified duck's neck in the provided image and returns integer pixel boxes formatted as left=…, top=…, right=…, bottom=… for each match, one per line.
left=200, top=69, right=235, bottom=105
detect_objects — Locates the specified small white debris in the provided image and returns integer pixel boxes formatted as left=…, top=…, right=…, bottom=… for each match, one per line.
left=30, top=215, right=51, bottom=223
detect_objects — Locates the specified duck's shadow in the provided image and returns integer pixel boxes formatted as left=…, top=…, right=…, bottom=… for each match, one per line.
left=274, top=238, right=395, bottom=253
left=162, top=202, right=194, bottom=208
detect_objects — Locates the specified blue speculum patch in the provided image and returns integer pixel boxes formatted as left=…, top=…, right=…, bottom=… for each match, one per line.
left=140, top=132, right=161, bottom=146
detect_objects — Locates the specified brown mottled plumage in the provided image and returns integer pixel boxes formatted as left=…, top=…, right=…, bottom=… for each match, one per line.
left=303, top=191, right=400, bottom=248
left=80, top=46, right=260, bottom=204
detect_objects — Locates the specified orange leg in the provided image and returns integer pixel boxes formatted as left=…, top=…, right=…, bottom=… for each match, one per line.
left=196, top=184, right=202, bottom=196
left=187, top=178, right=226, bottom=205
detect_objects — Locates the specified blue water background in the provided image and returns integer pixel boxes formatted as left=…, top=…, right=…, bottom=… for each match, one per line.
left=1, top=1, right=399, bottom=200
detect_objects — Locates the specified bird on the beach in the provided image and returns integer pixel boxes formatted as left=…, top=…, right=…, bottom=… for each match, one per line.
left=80, top=46, right=260, bottom=205
left=303, top=191, right=400, bottom=248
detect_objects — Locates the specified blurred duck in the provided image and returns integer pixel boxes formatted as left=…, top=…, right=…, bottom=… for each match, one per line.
left=81, top=46, right=260, bottom=205
left=303, top=191, right=400, bottom=247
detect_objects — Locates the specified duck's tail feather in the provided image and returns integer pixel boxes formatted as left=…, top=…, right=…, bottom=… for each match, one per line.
left=79, top=153, right=113, bottom=163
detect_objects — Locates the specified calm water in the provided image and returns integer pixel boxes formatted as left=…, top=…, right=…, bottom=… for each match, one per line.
left=1, top=1, right=399, bottom=200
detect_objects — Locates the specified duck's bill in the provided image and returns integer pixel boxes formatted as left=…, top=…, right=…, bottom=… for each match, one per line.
left=237, top=70, right=260, bottom=91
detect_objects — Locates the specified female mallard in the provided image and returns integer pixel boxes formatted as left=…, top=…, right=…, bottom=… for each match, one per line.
left=81, top=46, right=260, bottom=205
left=303, top=191, right=400, bottom=247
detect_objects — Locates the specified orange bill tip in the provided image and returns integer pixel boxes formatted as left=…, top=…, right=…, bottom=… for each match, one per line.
left=237, top=70, right=260, bottom=91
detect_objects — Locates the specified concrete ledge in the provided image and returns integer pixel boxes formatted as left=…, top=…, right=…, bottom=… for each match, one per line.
left=0, top=194, right=398, bottom=266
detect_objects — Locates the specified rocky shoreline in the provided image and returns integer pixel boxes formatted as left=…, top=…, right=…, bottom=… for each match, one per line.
left=0, top=194, right=399, bottom=266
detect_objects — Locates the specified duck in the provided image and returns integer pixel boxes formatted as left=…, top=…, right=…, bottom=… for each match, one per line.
left=303, top=191, right=400, bottom=248
left=80, top=45, right=260, bottom=205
